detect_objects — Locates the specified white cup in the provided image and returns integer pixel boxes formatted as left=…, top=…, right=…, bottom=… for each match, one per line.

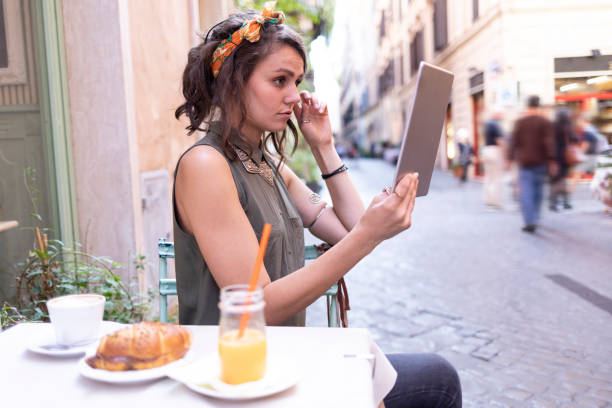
left=46, top=294, right=106, bottom=346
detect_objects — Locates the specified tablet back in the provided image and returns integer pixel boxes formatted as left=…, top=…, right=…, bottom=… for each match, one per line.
left=392, top=62, right=454, bottom=196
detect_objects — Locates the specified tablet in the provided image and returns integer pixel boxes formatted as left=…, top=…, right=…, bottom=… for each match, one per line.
left=392, top=62, right=454, bottom=196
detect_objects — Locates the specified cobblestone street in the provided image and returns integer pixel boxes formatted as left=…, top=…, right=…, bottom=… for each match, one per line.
left=306, top=158, right=612, bottom=407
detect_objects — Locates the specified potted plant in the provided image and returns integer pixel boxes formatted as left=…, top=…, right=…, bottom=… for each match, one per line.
left=1, top=169, right=152, bottom=329
left=1, top=226, right=152, bottom=330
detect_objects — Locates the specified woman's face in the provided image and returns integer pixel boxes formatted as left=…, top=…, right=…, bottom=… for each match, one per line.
left=240, top=44, right=304, bottom=141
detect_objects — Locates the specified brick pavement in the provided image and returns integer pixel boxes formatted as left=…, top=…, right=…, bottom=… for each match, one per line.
left=306, top=158, right=612, bottom=407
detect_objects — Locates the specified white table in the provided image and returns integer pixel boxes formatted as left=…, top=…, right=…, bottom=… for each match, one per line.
left=0, top=323, right=396, bottom=407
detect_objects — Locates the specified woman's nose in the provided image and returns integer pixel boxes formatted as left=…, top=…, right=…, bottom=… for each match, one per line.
left=285, top=86, right=300, bottom=104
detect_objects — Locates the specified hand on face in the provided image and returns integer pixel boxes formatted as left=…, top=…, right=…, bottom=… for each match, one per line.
left=357, top=173, right=419, bottom=244
left=293, top=91, right=333, bottom=149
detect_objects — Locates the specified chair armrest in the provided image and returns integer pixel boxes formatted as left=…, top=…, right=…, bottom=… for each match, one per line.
left=159, top=279, right=177, bottom=296
left=324, top=283, right=338, bottom=296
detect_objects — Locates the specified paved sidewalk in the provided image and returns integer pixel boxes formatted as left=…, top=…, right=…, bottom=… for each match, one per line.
left=306, top=158, right=612, bottom=407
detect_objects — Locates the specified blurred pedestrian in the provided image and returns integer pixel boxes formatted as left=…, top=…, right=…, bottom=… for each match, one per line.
left=456, top=128, right=473, bottom=183
left=507, top=95, right=557, bottom=232
left=549, top=108, right=575, bottom=211
left=348, top=140, right=360, bottom=168
left=482, top=110, right=505, bottom=207
left=576, top=114, right=607, bottom=175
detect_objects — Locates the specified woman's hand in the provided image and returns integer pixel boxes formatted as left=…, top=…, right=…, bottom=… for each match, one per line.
left=354, top=173, right=419, bottom=245
left=293, top=91, right=333, bottom=149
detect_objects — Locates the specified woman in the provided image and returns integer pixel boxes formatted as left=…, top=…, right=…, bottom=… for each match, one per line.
left=173, top=4, right=461, bottom=407
left=550, top=108, right=575, bottom=211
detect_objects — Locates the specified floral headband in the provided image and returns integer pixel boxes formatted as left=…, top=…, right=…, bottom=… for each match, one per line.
left=210, top=1, right=286, bottom=78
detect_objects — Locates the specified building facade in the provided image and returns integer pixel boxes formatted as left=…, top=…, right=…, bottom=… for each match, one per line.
left=338, top=0, right=612, bottom=173
left=0, top=0, right=233, bottom=304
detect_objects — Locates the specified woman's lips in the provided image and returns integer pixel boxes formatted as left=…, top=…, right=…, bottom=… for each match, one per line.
left=278, top=112, right=292, bottom=119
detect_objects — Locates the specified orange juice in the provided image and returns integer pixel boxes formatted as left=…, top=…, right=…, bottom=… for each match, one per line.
left=218, top=328, right=267, bottom=384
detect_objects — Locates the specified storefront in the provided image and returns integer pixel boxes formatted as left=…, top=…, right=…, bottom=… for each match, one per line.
left=554, top=53, right=612, bottom=142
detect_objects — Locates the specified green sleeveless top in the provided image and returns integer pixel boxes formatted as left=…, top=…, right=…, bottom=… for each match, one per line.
left=172, top=123, right=305, bottom=326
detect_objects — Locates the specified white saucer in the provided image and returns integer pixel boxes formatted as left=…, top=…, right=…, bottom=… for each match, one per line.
left=77, top=352, right=193, bottom=384
left=77, top=327, right=195, bottom=384
left=27, top=321, right=125, bottom=357
left=167, top=353, right=298, bottom=400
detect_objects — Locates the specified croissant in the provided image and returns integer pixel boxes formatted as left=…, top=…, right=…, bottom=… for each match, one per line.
left=86, top=322, right=192, bottom=371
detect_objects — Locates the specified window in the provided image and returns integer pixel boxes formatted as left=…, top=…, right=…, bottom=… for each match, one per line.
left=342, top=102, right=355, bottom=127
left=473, top=0, right=479, bottom=21
left=410, top=30, right=424, bottom=75
left=399, top=54, right=404, bottom=85
left=360, top=89, right=369, bottom=114
left=377, top=60, right=395, bottom=98
left=433, top=0, right=448, bottom=51
left=0, top=0, right=7, bottom=68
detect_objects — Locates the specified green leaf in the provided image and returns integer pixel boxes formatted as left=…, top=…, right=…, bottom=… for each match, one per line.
left=29, top=213, right=43, bottom=221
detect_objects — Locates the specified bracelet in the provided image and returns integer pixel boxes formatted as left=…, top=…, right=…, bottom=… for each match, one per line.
left=306, top=205, right=328, bottom=229
left=321, top=164, right=348, bottom=180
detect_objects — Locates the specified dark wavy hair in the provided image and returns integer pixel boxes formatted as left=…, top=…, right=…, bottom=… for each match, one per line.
left=555, top=107, right=576, bottom=146
left=175, top=10, right=307, bottom=164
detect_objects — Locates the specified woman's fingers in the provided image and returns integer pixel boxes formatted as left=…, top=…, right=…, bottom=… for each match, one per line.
left=293, top=100, right=303, bottom=119
left=299, top=91, right=328, bottom=114
left=390, top=173, right=418, bottom=227
left=404, top=179, right=418, bottom=225
left=318, top=102, right=327, bottom=114
left=394, top=173, right=418, bottom=200
left=371, top=192, right=387, bottom=206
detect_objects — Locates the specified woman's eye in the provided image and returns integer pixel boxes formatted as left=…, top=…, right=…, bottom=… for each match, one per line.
left=273, top=77, right=286, bottom=85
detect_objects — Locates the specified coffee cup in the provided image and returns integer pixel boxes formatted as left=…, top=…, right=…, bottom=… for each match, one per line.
left=46, top=294, right=106, bottom=346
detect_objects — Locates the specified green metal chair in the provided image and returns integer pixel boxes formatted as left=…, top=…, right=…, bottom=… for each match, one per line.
left=158, top=238, right=340, bottom=327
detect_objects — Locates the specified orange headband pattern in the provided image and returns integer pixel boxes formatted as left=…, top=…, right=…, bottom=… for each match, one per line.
left=210, top=1, right=286, bottom=78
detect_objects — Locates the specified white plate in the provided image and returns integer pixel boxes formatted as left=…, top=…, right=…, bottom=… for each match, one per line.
left=78, top=337, right=195, bottom=384
left=167, top=353, right=298, bottom=400
left=27, top=321, right=125, bottom=357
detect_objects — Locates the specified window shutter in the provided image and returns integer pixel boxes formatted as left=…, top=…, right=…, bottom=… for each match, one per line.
left=416, top=30, right=424, bottom=66
left=434, top=0, right=448, bottom=51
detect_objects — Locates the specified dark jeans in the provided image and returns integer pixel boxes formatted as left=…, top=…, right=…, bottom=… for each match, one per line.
left=460, top=162, right=470, bottom=182
left=384, top=353, right=462, bottom=408
left=518, top=165, right=547, bottom=226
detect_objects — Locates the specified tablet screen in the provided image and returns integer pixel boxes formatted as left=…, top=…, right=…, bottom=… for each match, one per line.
left=392, top=62, right=454, bottom=196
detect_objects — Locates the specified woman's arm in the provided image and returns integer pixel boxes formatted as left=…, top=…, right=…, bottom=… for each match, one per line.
left=176, top=145, right=418, bottom=325
left=293, top=91, right=365, bottom=231
left=278, top=162, right=349, bottom=245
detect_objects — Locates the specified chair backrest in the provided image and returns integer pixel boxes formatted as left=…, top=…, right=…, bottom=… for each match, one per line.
left=158, top=238, right=339, bottom=326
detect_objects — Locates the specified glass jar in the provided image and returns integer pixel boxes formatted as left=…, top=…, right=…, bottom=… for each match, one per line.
left=218, top=284, right=267, bottom=384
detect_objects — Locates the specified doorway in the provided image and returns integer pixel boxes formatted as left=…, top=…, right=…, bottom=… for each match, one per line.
left=0, top=0, right=58, bottom=304
left=471, top=91, right=485, bottom=176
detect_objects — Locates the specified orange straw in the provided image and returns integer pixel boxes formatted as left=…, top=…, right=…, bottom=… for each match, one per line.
left=237, top=223, right=271, bottom=338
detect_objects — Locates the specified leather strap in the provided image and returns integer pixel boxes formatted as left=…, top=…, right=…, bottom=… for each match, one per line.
left=315, top=243, right=350, bottom=328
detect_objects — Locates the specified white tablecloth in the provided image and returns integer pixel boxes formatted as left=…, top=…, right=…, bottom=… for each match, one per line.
left=0, top=323, right=396, bottom=407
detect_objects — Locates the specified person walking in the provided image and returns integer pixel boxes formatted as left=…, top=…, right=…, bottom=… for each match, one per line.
left=576, top=114, right=607, bottom=175
left=482, top=111, right=505, bottom=207
left=456, top=128, right=473, bottom=183
left=507, top=96, right=557, bottom=232
left=549, top=108, right=575, bottom=211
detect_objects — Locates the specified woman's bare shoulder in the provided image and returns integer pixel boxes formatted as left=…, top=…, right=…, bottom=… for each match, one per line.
left=177, top=144, right=230, bottom=179
left=175, top=144, right=240, bottom=234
